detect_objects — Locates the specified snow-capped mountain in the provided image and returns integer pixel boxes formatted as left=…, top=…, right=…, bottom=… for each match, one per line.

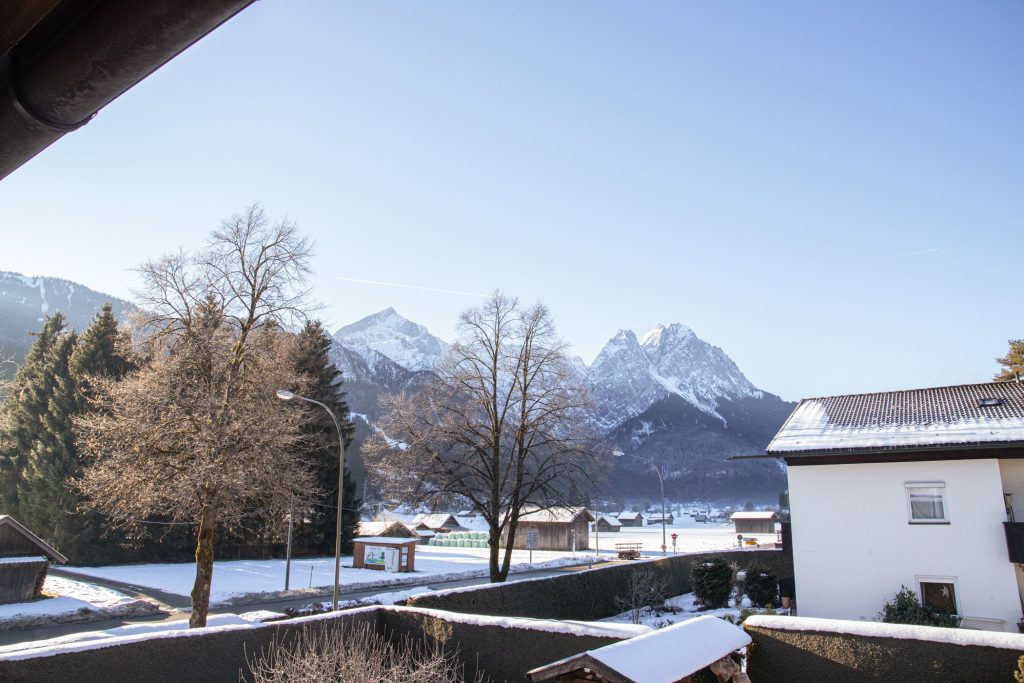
left=587, top=322, right=763, bottom=427
left=333, top=307, right=447, bottom=372
left=0, top=271, right=132, bottom=375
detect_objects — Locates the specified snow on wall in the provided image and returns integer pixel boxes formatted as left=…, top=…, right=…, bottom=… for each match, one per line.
left=745, top=614, right=1024, bottom=650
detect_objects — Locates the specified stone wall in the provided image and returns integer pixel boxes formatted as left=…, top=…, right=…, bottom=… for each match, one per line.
left=407, top=548, right=789, bottom=621
left=744, top=615, right=1024, bottom=682
left=0, top=606, right=633, bottom=683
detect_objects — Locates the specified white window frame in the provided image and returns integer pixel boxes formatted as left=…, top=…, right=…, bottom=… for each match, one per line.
left=905, top=482, right=949, bottom=524
left=916, top=574, right=960, bottom=616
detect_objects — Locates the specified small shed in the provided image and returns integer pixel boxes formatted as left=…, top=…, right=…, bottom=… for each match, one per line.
left=352, top=536, right=419, bottom=573
left=456, top=509, right=477, bottom=518
left=410, top=513, right=465, bottom=533
left=504, top=507, right=595, bottom=551
left=0, top=515, right=67, bottom=604
left=594, top=515, right=622, bottom=533
left=647, top=513, right=675, bottom=525
left=731, top=511, right=780, bottom=534
left=617, top=511, right=644, bottom=527
left=527, top=615, right=751, bottom=683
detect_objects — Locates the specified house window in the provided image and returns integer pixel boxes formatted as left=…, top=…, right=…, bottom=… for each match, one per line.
left=906, top=483, right=947, bottom=523
left=919, top=579, right=958, bottom=615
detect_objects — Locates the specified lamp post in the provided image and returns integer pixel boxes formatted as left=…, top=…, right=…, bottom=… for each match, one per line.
left=613, top=450, right=667, bottom=556
left=277, top=389, right=346, bottom=610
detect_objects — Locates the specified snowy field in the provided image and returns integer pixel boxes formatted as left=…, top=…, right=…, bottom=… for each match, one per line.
left=0, top=575, right=156, bottom=629
left=60, top=545, right=604, bottom=605
left=589, top=518, right=777, bottom=556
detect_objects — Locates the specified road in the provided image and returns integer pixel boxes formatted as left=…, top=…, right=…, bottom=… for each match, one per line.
left=0, top=560, right=606, bottom=648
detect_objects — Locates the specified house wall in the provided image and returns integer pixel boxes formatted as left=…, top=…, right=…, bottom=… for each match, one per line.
left=734, top=519, right=774, bottom=534
left=789, top=458, right=1020, bottom=630
left=504, top=520, right=590, bottom=551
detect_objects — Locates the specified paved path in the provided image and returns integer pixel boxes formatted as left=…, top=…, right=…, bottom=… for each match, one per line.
left=0, top=559, right=608, bottom=648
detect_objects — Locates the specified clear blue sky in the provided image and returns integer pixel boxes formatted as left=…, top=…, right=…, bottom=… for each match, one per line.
left=1, top=1, right=1021, bottom=400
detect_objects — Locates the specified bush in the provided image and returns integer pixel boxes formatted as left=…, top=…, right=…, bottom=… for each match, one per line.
left=691, top=556, right=733, bottom=609
left=744, top=566, right=779, bottom=607
left=615, top=568, right=671, bottom=624
left=879, top=586, right=960, bottom=628
left=247, top=622, right=487, bottom=682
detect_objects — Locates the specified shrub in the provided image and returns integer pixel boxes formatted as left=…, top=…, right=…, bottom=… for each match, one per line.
left=879, top=586, right=960, bottom=628
left=691, top=556, right=733, bottom=609
left=247, top=622, right=486, bottom=682
left=744, top=566, right=779, bottom=608
left=615, top=568, right=671, bottom=624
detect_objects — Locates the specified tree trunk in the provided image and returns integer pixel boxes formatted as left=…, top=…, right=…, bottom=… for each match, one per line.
left=189, top=506, right=216, bottom=628
left=498, top=518, right=517, bottom=581
left=488, top=523, right=503, bottom=582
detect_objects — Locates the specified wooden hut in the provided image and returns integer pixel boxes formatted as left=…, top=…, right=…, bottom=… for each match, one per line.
left=616, top=511, right=644, bottom=527
left=594, top=515, right=622, bottom=533
left=352, top=537, right=419, bottom=572
left=527, top=615, right=750, bottom=683
left=730, top=511, right=780, bottom=534
left=0, top=515, right=67, bottom=604
left=647, top=512, right=675, bottom=525
left=503, top=507, right=594, bottom=551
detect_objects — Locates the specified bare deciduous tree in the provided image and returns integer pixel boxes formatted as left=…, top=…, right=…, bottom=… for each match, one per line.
left=366, top=292, right=599, bottom=582
left=76, top=206, right=316, bottom=627
left=615, top=568, right=671, bottom=625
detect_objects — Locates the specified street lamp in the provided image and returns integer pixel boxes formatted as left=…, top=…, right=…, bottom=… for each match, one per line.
left=613, top=450, right=667, bottom=556
left=277, top=389, right=346, bottom=610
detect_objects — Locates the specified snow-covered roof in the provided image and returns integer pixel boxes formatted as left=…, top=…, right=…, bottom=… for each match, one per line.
left=596, top=515, right=621, bottom=527
left=768, top=382, right=1024, bottom=455
left=352, top=536, right=420, bottom=545
left=528, top=615, right=750, bottom=683
left=0, top=556, right=47, bottom=565
left=517, top=507, right=595, bottom=524
left=410, top=513, right=462, bottom=530
left=617, top=511, right=641, bottom=520
left=0, top=516, right=67, bottom=564
left=730, top=511, right=779, bottom=520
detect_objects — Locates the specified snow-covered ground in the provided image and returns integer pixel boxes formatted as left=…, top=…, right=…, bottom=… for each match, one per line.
left=601, top=590, right=785, bottom=630
left=60, top=545, right=605, bottom=605
left=0, top=575, right=157, bottom=630
left=590, top=518, right=776, bottom=556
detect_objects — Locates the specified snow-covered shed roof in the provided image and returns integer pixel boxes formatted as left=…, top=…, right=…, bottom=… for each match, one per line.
left=730, top=511, right=779, bottom=520
left=518, top=507, right=595, bottom=524
left=527, top=614, right=750, bottom=683
left=0, top=516, right=67, bottom=564
left=410, top=513, right=462, bottom=530
left=616, top=511, right=641, bottom=520
left=596, top=515, right=621, bottom=527
left=353, top=536, right=420, bottom=546
left=767, top=382, right=1024, bottom=456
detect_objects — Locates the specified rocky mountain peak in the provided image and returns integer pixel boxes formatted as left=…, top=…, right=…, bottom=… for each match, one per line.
left=333, top=308, right=448, bottom=372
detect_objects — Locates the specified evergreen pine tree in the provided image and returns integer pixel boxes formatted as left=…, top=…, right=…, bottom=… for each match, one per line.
left=19, top=332, right=79, bottom=546
left=288, top=321, right=360, bottom=555
left=0, top=313, right=70, bottom=517
left=995, top=340, right=1024, bottom=382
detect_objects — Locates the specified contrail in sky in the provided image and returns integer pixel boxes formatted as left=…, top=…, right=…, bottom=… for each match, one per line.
left=334, top=276, right=486, bottom=298
left=879, top=247, right=941, bottom=262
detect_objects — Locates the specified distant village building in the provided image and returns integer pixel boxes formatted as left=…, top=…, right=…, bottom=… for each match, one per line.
left=594, top=515, right=622, bottom=533
left=456, top=510, right=477, bottom=518
left=730, top=511, right=780, bottom=534
left=647, top=512, right=674, bottom=525
left=616, top=511, right=644, bottom=527
left=0, top=516, right=67, bottom=604
left=760, top=381, right=1024, bottom=632
left=352, top=537, right=419, bottom=573
left=527, top=615, right=750, bottom=683
left=410, top=513, right=465, bottom=533
left=503, top=507, right=595, bottom=551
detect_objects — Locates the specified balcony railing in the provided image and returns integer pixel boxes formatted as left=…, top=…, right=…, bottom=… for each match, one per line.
left=1003, top=522, right=1024, bottom=563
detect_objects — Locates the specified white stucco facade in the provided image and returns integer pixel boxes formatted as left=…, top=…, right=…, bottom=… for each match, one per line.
left=789, top=457, right=1023, bottom=631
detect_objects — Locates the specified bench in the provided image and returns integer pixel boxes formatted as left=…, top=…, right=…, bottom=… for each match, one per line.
left=614, top=542, right=643, bottom=560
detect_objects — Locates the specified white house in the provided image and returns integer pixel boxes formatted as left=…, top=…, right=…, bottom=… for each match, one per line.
left=764, top=381, right=1024, bottom=632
